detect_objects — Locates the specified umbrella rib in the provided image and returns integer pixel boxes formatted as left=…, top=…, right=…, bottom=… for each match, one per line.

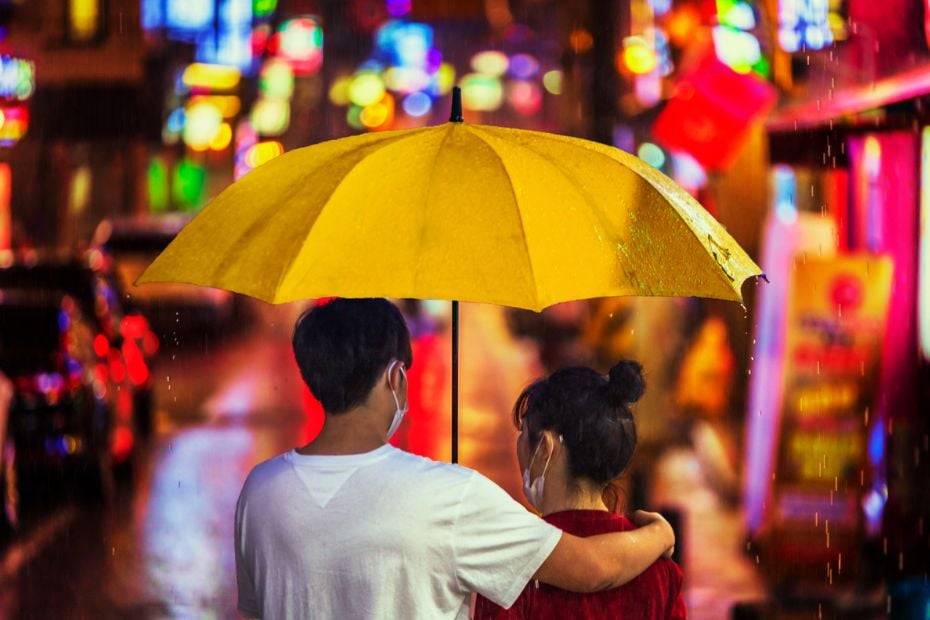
left=412, top=125, right=456, bottom=293
left=465, top=129, right=540, bottom=310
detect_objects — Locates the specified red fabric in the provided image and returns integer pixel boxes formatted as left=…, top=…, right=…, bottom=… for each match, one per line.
left=473, top=510, right=687, bottom=619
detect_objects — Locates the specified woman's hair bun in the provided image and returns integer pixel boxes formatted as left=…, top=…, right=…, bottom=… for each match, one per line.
left=607, top=360, right=645, bottom=406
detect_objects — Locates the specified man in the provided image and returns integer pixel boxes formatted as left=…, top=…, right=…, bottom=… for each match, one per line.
left=235, top=298, right=674, bottom=619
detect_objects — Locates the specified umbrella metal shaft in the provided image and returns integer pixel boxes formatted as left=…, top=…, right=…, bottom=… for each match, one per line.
left=451, top=300, right=459, bottom=464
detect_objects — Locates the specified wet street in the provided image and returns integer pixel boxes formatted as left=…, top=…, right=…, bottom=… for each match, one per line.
left=0, top=303, right=767, bottom=620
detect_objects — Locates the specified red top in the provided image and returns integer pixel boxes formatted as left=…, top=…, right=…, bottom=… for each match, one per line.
left=473, top=510, right=687, bottom=619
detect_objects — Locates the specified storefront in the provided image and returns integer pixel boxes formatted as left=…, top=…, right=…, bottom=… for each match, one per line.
left=744, top=66, right=930, bottom=606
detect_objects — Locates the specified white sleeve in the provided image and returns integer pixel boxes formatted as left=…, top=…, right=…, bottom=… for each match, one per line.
left=235, top=491, right=261, bottom=618
left=451, top=471, right=562, bottom=609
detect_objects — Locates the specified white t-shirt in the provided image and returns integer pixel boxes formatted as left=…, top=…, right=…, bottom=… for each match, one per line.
left=235, top=445, right=561, bottom=620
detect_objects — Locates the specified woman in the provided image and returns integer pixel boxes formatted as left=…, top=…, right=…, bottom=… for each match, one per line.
left=474, top=361, right=687, bottom=619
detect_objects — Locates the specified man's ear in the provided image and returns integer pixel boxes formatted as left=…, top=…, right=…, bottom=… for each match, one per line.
left=387, top=360, right=405, bottom=391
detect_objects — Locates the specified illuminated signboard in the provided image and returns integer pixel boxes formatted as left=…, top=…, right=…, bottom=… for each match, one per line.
left=778, top=0, right=846, bottom=53
left=766, top=255, right=892, bottom=582
left=0, top=56, right=35, bottom=101
left=143, top=0, right=255, bottom=71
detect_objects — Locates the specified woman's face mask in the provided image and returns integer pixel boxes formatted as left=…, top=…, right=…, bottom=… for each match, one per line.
left=522, top=434, right=558, bottom=510
left=386, top=360, right=408, bottom=440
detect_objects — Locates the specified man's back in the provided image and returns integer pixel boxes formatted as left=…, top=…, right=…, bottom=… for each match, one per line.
left=235, top=445, right=560, bottom=620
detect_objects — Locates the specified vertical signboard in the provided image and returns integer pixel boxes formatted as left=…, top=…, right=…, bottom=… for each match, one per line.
left=764, top=255, right=893, bottom=587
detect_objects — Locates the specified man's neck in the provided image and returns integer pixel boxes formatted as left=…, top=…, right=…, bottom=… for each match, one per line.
left=297, top=406, right=388, bottom=456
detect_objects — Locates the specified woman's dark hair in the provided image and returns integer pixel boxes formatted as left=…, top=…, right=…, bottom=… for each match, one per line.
left=514, top=360, right=643, bottom=488
left=293, top=298, right=413, bottom=414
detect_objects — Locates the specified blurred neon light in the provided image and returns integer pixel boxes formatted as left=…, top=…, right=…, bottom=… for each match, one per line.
left=471, top=51, right=508, bottom=77
left=166, top=0, right=214, bottom=32
left=277, top=17, right=323, bottom=75
left=774, top=165, right=798, bottom=224
left=209, top=122, right=233, bottom=151
left=383, top=66, right=430, bottom=95
left=0, top=163, right=8, bottom=250
left=402, top=91, right=432, bottom=117
left=182, top=63, right=242, bottom=90
left=253, top=0, right=278, bottom=18
left=429, top=63, right=456, bottom=96
left=542, top=70, right=562, bottom=95
left=0, top=56, right=35, bottom=101
left=245, top=141, right=284, bottom=168
left=0, top=105, right=28, bottom=145
left=719, top=1, right=755, bottom=29
left=188, top=95, right=241, bottom=118
left=621, top=37, right=657, bottom=75
left=507, top=81, right=542, bottom=116
left=637, top=142, right=666, bottom=169
left=346, top=105, right=364, bottom=130
left=386, top=0, right=412, bottom=17
left=920, top=128, right=930, bottom=359
left=509, top=53, right=539, bottom=79
left=671, top=151, right=707, bottom=192
left=173, top=159, right=207, bottom=209
left=68, top=0, right=100, bottom=42
left=460, top=73, right=503, bottom=111
left=778, top=0, right=834, bottom=52
left=376, top=21, right=433, bottom=69
left=249, top=98, right=290, bottom=136
left=360, top=94, right=394, bottom=130
left=713, top=26, right=761, bottom=73
left=349, top=72, right=386, bottom=107
left=183, top=101, right=223, bottom=150
left=68, top=166, right=92, bottom=215
left=259, top=60, right=294, bottom=100
left=147, top=158, right=169, bottom=212
left=328, top=76, right=353, bottom=106
left=195, top=0, right=254, bottom=70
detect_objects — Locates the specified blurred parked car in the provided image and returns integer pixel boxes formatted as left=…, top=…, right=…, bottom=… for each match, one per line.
left=93, top=216, right=235, bottom=337
left=0, top=290, right=113, bottom=529
left=0, top=254, right=158, bottom=451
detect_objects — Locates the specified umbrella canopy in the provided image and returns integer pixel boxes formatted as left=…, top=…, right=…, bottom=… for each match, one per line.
left=139, top=116, right=761, bottom=311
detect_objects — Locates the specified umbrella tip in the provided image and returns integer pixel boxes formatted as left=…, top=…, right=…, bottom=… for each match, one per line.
left=449, top=86, right=463, bottom=123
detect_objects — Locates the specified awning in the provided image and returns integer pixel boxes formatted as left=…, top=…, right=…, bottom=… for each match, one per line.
left=766, top=64, right=930, bottom=132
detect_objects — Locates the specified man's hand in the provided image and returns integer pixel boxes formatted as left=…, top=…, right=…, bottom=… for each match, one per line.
left=631, top=510, right=675, bottom=559
left=534, top=509, right=678, bottom=592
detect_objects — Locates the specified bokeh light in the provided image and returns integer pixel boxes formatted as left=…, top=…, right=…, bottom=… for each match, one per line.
left=638, top=142, right=666, bottom=169
left=181, top=63, right=241, bottom=90
left=250, top=98, right=290, bottom=136
left=470, top=51, right=509, bottom=77
left=245, top=141, right=284, bottom=168
left=259, top=60, right=295, bottom=100
left=360, top=94, right=395, bottom=130
left=182, top=100, right=223, bottom=150
left=209, top=122, right=233, bottom=151
left=329, top=76, right=353, bottom=106
left=402, top=91, right=432, bottom=117
left=460, top=73, right=504, bottom=111
left=507, top=81, right=542, bottom=116
left=349, top=72, right=386, bottom=107
left=569, top=28, right=594, bottom=53
left=542, top=70, right=563, bottom=95
left=621, top=38, right=658, bottom=74
left=508, top=53, right=539, bottom=79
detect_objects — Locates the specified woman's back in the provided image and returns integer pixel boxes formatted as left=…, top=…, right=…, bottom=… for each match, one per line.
left=474, top=509, right=686, bottom=619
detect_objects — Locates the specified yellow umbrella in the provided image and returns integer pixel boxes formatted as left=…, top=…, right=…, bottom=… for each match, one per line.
left=140, top=88, right=763, bottom=460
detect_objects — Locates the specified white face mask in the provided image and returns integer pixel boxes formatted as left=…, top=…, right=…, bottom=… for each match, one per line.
left=386, top=360, right=408, bottom=440
left=522, top=435, right=555, bottom=511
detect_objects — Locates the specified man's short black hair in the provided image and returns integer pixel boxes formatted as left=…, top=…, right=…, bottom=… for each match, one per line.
left=293, top=298, right=413, bottom=414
